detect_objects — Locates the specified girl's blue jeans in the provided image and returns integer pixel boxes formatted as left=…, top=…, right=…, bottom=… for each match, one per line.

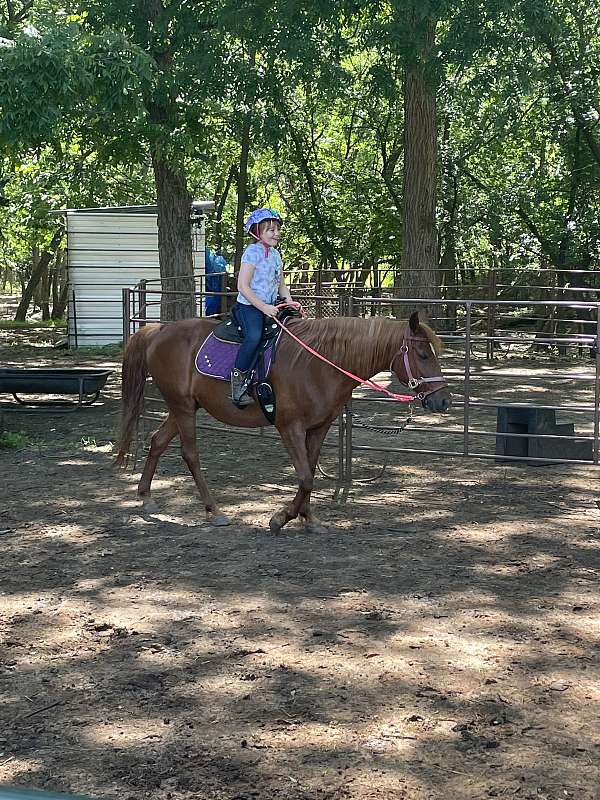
left=233, top=302, right=266, bottom=371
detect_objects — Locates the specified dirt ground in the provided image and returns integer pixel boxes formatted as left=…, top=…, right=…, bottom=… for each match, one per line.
left=1, top=321, right=600, bottom=800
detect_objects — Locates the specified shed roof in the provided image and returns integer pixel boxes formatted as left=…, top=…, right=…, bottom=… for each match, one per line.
left=51, top=200, right=215, bottom=216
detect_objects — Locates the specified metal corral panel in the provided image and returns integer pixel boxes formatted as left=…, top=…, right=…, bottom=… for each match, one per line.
left=67, top=211, right=205, bottom=346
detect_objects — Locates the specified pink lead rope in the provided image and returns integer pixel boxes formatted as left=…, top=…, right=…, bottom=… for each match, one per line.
left=272, top=311, right=416, bottom=403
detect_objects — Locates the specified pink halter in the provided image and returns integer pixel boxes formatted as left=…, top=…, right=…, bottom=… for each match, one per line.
left=389, top=332, right=448, bottom=400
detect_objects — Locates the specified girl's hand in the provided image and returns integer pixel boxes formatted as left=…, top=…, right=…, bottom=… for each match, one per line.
left=280, top=299, right=306, bottom=317
left=262, top=304, right=279, bottom=317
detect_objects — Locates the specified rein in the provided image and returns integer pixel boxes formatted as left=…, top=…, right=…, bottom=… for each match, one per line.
left=272, top=312, right=446, bottom=403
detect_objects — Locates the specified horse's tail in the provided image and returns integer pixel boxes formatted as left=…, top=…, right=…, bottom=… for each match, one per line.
left=114, top=324, right=161, bottom=467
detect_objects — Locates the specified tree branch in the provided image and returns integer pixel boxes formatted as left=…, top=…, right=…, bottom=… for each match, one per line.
left=540, top=32, right=600, bottom=168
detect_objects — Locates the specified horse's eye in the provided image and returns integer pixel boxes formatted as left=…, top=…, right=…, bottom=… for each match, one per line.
left=417, top=349, right=430, bottom=360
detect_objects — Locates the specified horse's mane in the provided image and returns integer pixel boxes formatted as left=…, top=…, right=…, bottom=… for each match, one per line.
left=281, top=316, right=442, bottom=374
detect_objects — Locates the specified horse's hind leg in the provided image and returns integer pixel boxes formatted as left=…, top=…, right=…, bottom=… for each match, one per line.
left=172, top=404, right=231, bottom=527
left=137, top=413, right=179, bottom=513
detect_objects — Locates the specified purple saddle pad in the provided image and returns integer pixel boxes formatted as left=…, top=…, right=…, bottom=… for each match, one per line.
left=194, top=333, right=277, bottom=382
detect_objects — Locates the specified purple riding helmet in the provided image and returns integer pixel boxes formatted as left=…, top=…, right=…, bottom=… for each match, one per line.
left=244, top=208, right=284, bottom=234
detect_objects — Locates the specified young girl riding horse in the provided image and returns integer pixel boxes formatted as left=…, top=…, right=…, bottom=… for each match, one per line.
left=230, top=208, right=300, bottom=407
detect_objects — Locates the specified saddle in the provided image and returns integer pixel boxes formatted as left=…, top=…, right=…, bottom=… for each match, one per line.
left=195, top=303, right=302, bottom=423
left=212, top=304, right=299, bottom=345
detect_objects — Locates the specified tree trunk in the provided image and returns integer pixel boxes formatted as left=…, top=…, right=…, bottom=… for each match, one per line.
left=438, top=225, right=458, bottom=332
left=52, top=282, right=69, bottom=321
left=140, top=0, right=196, bottom=321
left=233, top=48, right=256, bottom=273
left=14, top=230, right=63, bottom=322
left=214, top=162, right=236, bottom=254
left=52, top=250, right=69, bottom=319
left=31, top=246, right=40, bottom=314
left=152, top=155, right=195, bottom=321
left=51, top=254, right=59, bottom=315
left=234, top=110, right=252, bottom=274
left=396, top=23, right=439, bottom=317
left=39, top=260, right=51, bottom=320
left=438, top=115, right=458, bottom=331
left=51, top=249, right=61, bottom=316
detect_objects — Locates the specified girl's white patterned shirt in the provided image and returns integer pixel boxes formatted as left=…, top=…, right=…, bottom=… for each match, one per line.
left=237, top=243, right=282, bottom=306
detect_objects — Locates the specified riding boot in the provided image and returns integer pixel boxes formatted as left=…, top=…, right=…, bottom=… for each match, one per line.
left=230, top=368, right=253, bottom=407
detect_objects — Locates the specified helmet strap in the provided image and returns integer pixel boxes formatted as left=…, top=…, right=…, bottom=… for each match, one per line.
left=249, top=226, right=270, bottom=258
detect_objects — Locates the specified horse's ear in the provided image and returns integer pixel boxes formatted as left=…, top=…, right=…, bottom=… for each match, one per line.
left=409, top=311, right=420, bottom=335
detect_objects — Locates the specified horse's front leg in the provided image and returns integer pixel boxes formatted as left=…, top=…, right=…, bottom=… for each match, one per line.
left=298, top=422, right=332, bottom=534
left=270, top=422, right=313, bottom=533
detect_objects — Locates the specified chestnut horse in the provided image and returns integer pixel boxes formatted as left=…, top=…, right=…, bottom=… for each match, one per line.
left=115, top=311, right=451, bottom=533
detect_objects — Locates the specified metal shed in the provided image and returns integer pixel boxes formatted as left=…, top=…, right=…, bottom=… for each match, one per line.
left=61, top=202, right=213, bottom=346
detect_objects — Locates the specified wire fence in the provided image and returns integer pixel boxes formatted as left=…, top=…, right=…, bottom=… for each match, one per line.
left=122, top=284, right=600, bottom=490
left=69, top=263, right=600, bottom=348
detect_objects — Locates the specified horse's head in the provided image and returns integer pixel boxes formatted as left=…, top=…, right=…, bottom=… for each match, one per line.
left=391, top=311, right=451, bottom=413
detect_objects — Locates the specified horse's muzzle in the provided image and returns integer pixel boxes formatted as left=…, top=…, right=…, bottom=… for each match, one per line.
left=423, top=389, right=451, bottom=413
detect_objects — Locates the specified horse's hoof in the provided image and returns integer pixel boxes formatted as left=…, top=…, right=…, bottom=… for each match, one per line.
left=208, top=513, right=231, bottom=527
left=141, top=498, right=159, bottom=515
left=305, top=521, right=328, bottom=535
left=269, top=512, right=286, bottom=534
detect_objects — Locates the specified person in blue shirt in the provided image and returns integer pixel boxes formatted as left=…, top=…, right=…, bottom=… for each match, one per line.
left=230, top=208, right=300, bottom=407
left=204, top=249, right=228, bottom=316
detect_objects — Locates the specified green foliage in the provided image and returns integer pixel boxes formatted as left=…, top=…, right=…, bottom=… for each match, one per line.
left=0, top=18, right=153, bottom=151
left=0, top=430, right=30, bottom=449
left=0, top=0, right=599, bottom=302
